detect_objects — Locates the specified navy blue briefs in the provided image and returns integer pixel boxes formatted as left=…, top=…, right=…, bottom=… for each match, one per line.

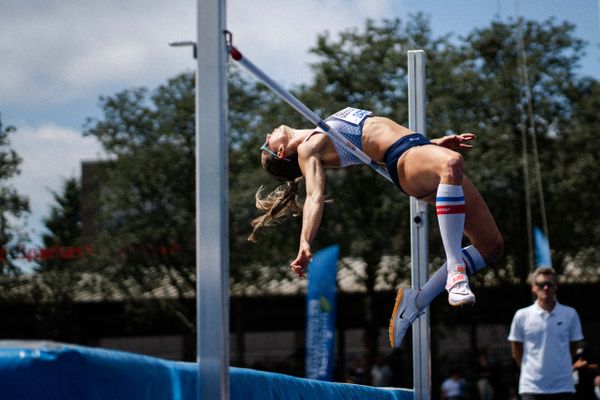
left=384, top=133, right=432, bottom=193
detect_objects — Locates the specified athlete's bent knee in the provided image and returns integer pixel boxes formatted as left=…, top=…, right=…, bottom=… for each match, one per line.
left=439, top=152, right=464, bottom=182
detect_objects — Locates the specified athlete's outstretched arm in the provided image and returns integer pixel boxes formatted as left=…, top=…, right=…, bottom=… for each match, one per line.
left=431, top=133, right=476, bottom=151
left=290, top=151, right=326, bottom=277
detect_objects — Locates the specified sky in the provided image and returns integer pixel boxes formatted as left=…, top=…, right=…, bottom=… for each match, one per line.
left=1, top=0, right=599, bottom=252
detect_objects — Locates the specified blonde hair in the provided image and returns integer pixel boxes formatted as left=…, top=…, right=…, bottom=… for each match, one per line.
left=529, top=267, right=557, bottom=284
left=248, top=179, right=303, bottom=242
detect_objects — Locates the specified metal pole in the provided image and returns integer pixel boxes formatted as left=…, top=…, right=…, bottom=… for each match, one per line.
left=196, top=0, right=229, bottom=399
left=408, top=50, right=430, bottom=400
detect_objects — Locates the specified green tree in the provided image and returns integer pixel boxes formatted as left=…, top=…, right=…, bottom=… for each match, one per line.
left=83, top=73, right=197, bottom=330
left=457, top=18, right=598, bottom=281
left=24, top=177, right=85, bottom=340
left=547, top=76, right=600, bottom=279
left=0, top=118, right=30, bottom=275
left=38, top=177, right=83, bottom=272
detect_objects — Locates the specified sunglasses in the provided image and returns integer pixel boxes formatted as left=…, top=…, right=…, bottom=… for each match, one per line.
left=259, top=137, right=290, bottom=161
left=534, top=280, right=555, bottom=289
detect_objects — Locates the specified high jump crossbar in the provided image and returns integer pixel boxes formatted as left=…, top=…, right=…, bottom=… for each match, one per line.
left=225, top=36, right=393, bottom=184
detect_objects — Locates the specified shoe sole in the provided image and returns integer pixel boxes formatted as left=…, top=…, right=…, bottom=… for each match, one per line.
left=389, top=288, right=405, bottom=347
left=449, top=298, right=476, bottom=307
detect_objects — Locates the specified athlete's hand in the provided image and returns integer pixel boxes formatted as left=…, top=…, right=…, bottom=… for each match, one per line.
left=434, top=133, right=476, bottom=151
left=290, top=243, right=313, bottom=278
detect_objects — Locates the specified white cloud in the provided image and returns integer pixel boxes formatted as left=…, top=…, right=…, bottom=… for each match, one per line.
left=0, top=0, right=396, bottom=108
left=0, top=0, right=196, bottom=106
left=227, top=0, right=396, bottom=85
left=9, top=123, right=106, bottom=242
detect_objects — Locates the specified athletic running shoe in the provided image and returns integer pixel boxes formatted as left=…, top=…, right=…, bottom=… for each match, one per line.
left=389, top=288, right=422, bottom=348
left=446, top=265, right=476, bottom=306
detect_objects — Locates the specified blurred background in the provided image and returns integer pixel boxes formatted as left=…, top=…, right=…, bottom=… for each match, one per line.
left=1, top=1, right=599, bottom=399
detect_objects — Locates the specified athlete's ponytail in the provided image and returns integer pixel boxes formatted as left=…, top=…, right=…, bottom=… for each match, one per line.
left=248, top=179, right=303, bottom=242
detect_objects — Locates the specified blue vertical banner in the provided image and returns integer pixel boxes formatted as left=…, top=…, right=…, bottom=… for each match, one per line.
left=534, top=226, right=552, bottom=268
left=305, top=245, right=339, bottom=381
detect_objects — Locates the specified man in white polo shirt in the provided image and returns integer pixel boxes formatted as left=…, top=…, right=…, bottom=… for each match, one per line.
left=508, top=267, right=584, bottom=400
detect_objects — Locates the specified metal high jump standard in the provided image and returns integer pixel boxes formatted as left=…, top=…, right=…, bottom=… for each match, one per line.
left=196, top=1, right=229, bottom=400
left=194, top=1, right=430, bottom=399
left=408, top=50, right=431, bottom=400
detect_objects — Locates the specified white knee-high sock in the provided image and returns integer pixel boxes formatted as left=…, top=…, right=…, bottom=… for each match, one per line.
left=436, top=184, right=465, bottom=272
left=416, top=245, right=486, bottom=309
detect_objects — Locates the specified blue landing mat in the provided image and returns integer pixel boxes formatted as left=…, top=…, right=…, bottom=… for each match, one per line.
left=0, top=341, right=413, bottom=400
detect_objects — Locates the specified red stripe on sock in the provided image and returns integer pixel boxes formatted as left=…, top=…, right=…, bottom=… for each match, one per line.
left=436, top=204, right=466, bottom=215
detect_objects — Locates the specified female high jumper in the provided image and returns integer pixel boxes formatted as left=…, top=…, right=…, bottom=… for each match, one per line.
left=248, top=107, right=503, bottom=347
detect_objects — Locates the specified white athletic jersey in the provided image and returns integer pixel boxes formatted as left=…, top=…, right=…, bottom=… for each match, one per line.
left=314, top=107, right=373, bottom=167
left=508, top=301, right=583, bottom=394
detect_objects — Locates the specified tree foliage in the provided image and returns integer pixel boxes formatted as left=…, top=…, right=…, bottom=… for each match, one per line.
left=83, top=73, right=196, bottom=310
left=0, top=119, right=30, bottom=275
left=454, top=18, right=598, bottom=280
left=38, top=177, right=82, bottom=272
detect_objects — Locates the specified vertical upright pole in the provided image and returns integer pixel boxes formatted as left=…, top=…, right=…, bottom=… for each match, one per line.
left=196, top=1, right=229, bottom=399
left=407, top=50, right=430, bottom=400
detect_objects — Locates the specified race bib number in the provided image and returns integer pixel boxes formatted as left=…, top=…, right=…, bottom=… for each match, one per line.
left=331, top=107, right=372, bottom=125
